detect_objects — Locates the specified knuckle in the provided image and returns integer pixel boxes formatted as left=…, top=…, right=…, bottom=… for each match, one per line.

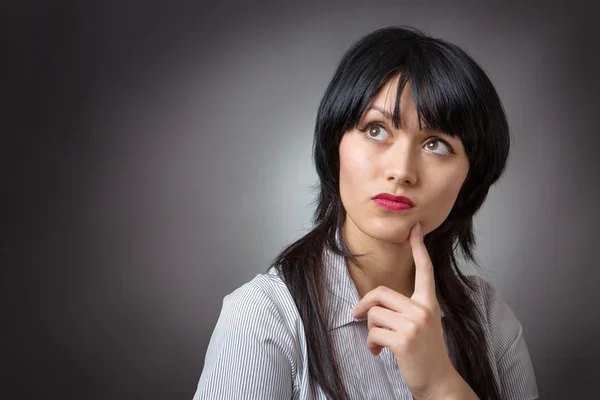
left=376, top=285, right=388, bottom=295
left=406, top=321, right=420, bottom=337
left=367, top=307, right=378, bottom=319
left=392, top=338, right=410, bottom=354
left=420, top=308, right=432, bottom=324
left=367, top=327, right=379, bottom=342
left=367, top=309, right=375, bottom=325
left=413, top=306, right=429, bottom=324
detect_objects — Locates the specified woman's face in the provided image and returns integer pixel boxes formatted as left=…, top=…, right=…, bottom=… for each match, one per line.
left=338, top=78, right=470, bottom=243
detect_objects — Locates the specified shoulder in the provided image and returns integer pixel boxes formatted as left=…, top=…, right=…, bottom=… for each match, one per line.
left=463, top=275, right=505, bottom=317
left=196, top=269, right=304, bottom=399
left=218, top=267, right=302, bottom=337
left=202, top=268, right=304, bottom=376
left=463, top=275, right=515, bottom=319
left=207, top=267, right=306, bottom=364
left=463, top=275, right=524, bottom=360
left=462, top=277, right=539, bottom=398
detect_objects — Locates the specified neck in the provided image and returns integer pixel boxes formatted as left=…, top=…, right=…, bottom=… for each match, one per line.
left=341, top=218, right=415, bottom=299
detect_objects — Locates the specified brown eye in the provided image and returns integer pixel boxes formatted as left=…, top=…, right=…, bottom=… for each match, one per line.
left=424, top=138, right=453, bottom=155
left=368, top=126, right=381, bottom=137
left=363, top=124, right=389, bottom=142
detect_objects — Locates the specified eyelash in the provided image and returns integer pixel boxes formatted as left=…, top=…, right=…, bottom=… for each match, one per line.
left=358, top=122, right=456, bottom=155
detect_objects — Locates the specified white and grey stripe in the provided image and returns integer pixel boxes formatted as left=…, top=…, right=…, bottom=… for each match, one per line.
left=193, top=246, right=538, bottom=399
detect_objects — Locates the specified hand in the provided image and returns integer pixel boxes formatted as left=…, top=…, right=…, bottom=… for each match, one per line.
left=350, top=223, right=457, bottom=399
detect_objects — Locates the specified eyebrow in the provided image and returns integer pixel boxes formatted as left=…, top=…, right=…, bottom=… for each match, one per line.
left=364, top=105, right=394, bottom=121
left=363, top=105, right=407, bottom=130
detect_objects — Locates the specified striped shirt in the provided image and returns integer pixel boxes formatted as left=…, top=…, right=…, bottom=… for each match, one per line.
left=193, top=245, right=539, bottom=399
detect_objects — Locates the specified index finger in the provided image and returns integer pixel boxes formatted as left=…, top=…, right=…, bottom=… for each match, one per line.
left=409, top=222, right=436, bottom=305
left=351, top=286, right=419, bottom=318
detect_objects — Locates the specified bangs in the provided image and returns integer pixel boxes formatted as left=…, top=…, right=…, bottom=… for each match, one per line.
left=403, top=43, right=487, bottom=143
left=364, top=44, right=490, bottom=149
left=325, top=34, right=503, bottom=160
left=315, top=26, right=509, bottom=184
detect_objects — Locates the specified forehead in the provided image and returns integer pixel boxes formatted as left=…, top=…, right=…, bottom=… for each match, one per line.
left=364, top=76, right=419, bottom=124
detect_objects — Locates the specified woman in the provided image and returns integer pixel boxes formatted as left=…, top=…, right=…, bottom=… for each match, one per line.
left=194, top=26, right=538, bottom=399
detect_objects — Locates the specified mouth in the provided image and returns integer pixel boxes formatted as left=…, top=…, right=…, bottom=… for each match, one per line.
left=372, top=193, right=414, bottom=212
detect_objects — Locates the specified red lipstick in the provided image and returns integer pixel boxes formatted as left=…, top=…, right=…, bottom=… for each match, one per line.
left=373, top=193, right=414, bottom=211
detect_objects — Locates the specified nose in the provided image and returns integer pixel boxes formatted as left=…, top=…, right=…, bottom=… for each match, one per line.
left=384, top=140, right=418, bottom=186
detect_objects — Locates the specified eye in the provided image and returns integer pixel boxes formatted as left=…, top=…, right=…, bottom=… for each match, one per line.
left=362, top=123, right=390, bottom=142
left=423, top=138, right=454, bottom=155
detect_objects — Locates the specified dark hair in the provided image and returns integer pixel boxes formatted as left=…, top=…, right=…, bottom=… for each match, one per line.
left=272, top=26, right=509, bottom=400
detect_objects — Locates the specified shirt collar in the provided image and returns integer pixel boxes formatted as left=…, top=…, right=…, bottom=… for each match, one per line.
left=322, top=245, right=363, bottom=331
left=321, top=229, right=444, bottom=331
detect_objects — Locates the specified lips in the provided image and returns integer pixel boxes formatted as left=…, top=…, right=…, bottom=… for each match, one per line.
left=372, top=193, right=414, bottom=211
left=373, top=193, right=414, bottom=206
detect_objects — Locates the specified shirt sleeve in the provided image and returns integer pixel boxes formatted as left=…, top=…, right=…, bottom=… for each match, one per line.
left=193, top=279, right=296, bottom=399
left=475, top=276, right=539, bottom=400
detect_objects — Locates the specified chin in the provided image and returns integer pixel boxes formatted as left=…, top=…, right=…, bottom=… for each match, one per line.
left=363, top=219, right=414, bottom=244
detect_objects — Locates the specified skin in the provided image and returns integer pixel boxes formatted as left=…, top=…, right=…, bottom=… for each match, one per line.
left=339, top=77, right=477, bottom=399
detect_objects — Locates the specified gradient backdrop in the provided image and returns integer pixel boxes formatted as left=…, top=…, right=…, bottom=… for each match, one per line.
left=4, top=0, right=599, bottom=399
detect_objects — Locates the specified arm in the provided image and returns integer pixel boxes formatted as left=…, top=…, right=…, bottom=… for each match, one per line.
left=193, top=280, right=296, bottom=399
left=427, top=370, right=480, bottom=400
left=428, top=278, right=538, bottom=400
left=480, top=277, right=539, bottom=400
left=496, top=322, right=538, bottom=399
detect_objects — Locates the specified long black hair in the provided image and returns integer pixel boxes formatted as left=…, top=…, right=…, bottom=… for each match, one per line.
left=272, top=26, right=509, bottom=400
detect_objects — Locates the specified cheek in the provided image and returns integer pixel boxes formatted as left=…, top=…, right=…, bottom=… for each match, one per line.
left=427, top=168, right=468, bottom=217
left=441, top=175, right=464, bottom=203
left=420, top=171, right=466, bottom=235
left=339, top=135, right=374, bottom=192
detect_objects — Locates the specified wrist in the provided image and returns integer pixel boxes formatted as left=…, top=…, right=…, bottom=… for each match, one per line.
left=432, top=369, right=479, bottom=400
left=412, top=365, right=478, bottom=400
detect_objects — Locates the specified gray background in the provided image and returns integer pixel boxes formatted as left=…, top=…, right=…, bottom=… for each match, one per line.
left=3, top=0, right=599, bottom=399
